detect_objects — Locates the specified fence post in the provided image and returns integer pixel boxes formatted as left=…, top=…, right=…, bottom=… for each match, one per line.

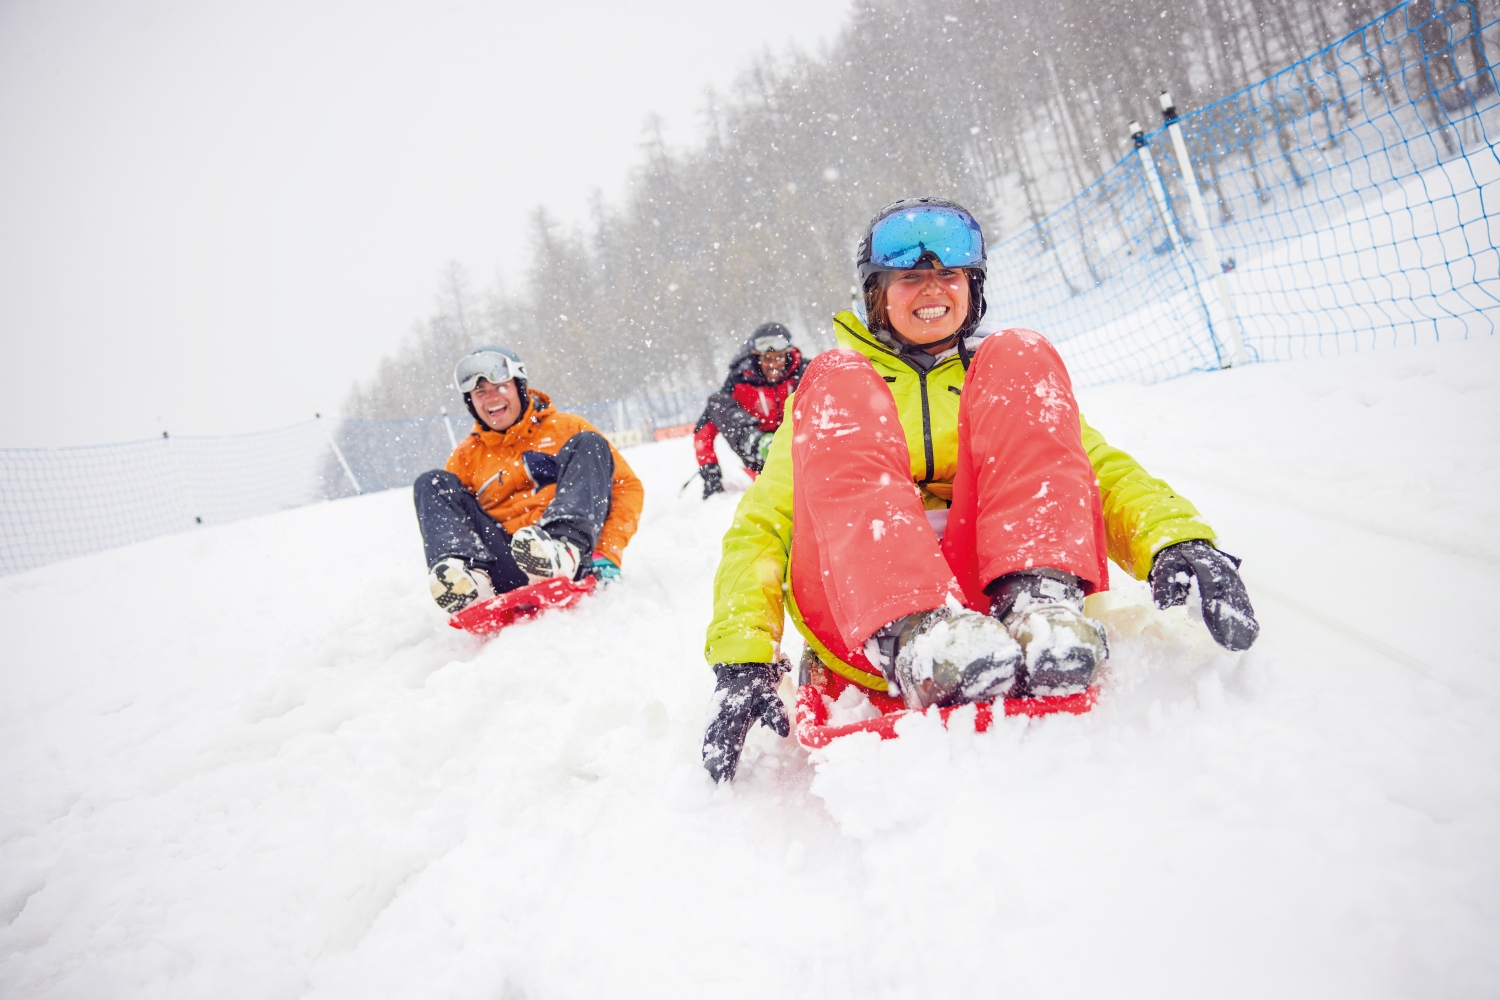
left=440, top=408, right=458, bottom=449
left=317, top=414, right=362, bottom=495
left=1159, top=92, right=1247, bottom=367
left=161, top=430, right=203, bottom=527
left=1129, top=121, right=1187, bottom=250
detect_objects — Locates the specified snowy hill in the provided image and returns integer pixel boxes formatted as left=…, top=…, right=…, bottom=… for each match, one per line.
left=3, top=337, right=1498, bottom=999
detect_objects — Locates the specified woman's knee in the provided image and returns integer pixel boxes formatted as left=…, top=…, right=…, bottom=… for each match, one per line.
left=971, top=327, right=1069, bottom=378
left=801, top=347, right=877, bottom=388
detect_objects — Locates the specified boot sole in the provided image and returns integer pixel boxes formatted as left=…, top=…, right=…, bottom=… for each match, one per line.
left=952, top=651, right=1022, bottom=704
left=511, top=533, right=574, bottom=581
left=1022, top=648, right=1101, bottom=695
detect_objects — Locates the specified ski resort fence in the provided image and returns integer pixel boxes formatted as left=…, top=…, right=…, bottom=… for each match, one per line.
left=0, top=392, right=706, bottom=576
left=6, top=1, right=1500, bottom=575
left=988, top=0, right=1500, bottom=385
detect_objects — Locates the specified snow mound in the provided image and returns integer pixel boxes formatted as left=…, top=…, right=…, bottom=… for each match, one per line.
left=3, top=339, right=1499, bottom=998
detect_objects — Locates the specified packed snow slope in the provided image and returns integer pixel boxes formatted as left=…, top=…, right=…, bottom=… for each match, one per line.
left=3, top=336, right=1498, bottom=999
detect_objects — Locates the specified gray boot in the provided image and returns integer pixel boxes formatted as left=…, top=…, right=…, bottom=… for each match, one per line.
left=871, top=604, right=1022, bottom=711
left=989, top=570, right=1109, bottom=695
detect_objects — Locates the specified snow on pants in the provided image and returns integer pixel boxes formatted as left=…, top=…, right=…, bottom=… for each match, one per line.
left=413, top=430, right=615, bottom=593
left=788, top=332, right=1109, bottom=676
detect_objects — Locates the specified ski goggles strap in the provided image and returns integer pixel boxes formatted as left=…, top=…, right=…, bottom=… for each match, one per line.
left=752, top=332, right=791, bottom=353
left=455, top=351, right=527, bottom=393
left=868, top=206, right=985, bottom=270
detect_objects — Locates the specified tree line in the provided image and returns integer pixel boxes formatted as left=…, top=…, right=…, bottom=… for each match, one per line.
left=344, top=0, right=1470, bottom=419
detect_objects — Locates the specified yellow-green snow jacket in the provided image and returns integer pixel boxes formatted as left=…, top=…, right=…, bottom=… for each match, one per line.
left=704, top=311, right=1217, bottom=687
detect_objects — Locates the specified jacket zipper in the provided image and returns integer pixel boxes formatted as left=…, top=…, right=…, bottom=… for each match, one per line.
left=834, top=316, right=955, bottom=485
left=884, top=350, right=942, bottom=485
left=915, top=369, right=934, bottom=483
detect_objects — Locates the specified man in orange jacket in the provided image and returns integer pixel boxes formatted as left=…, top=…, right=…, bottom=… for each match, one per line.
left=414, top=345, right=645, bottom=613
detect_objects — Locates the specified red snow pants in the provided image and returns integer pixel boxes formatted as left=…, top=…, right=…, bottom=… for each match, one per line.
left=788, top=331, right=1109, bottom=679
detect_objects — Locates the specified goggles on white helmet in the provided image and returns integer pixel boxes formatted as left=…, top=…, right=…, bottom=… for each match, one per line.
left=454, top=350, right=526, bottom=394
left=751, top=331, right=791, bottom=354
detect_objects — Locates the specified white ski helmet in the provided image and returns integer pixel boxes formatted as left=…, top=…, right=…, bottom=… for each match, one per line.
left=455, top=345, right=528, bottom=424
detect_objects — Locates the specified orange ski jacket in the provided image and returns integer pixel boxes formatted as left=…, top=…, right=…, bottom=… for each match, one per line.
left=444, top=390, right=644, bottom=566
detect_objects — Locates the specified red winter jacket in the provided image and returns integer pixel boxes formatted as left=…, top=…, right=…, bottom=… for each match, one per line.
left=693, top=346, right=808, bottom=466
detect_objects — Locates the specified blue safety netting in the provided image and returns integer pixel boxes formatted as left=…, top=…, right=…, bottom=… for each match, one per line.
left=985, top=0, right=1500, bottom=385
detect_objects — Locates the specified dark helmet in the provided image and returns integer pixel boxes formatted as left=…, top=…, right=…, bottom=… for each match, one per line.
left=856, top=197, right=988, bottom=341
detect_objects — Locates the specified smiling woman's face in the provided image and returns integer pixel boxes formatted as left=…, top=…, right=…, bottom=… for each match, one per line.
left=469, top=377, right=523, bottom=431
left=882, top=267, right=970, bottom=349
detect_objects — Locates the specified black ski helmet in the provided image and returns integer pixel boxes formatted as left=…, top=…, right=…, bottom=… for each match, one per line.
left=856, top=197, right=988, bottom=343
left=454, top=344, right=528, bottom=427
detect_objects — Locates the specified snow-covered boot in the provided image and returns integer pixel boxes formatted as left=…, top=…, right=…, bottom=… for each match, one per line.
left=871, top=601, right=1022, bottom=711
left=990, top=571, right=1108, bottom=695
left=510, top=525, right=582, bottom=583
left=428, top=556, right=495, bottom=613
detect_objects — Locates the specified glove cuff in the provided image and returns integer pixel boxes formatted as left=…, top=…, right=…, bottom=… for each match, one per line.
left=711, top=661, right=786, bottom=685
left=1153, top=538, right=1241, bottom=574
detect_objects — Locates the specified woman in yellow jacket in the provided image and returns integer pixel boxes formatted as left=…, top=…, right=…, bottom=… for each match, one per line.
left=701, top=199, right=1259, bottom=782
left=414, top=345, right=644, bottom=612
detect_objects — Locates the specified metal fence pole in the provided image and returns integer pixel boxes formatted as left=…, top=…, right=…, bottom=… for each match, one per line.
left=1129, top=121, right=1186, bottom=250
left=161, top=430, right=203, bottom=527
left=317, top=414, right=362, bottom=495
left=1159, top=92, right=1247, bottom=367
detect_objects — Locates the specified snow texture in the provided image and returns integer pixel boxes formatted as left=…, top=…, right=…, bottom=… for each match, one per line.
left=3, top=340, right=1499, bottom=998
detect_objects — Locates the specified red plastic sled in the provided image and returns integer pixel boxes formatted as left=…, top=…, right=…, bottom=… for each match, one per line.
left=448, top=575, right=597, bottom=636
left=795, top=661, right=1097, bottom=749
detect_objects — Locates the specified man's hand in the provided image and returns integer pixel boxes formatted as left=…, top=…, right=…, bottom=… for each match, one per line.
left=701, top=662, right=790, bottom=783
left=1150, top=540, right=1260, bottom=651
left=589, top=554, right=621, bottom=583
left=701, top=462, right=725, bottom=498
left=755, top=432, right=774, bottom=466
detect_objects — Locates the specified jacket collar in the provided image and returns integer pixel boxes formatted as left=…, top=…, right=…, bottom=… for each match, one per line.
left=833, top=311, right=962, bottom=372
left=471, top=389, right=553, bottom=443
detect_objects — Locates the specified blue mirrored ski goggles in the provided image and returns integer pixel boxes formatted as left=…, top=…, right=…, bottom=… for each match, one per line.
left=455, top=351, right=527, bottom=393
left=868, top=206, right=985, bottom=270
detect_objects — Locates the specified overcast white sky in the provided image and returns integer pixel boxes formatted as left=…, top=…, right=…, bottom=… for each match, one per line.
left=0, top=0, right=851, bottom=446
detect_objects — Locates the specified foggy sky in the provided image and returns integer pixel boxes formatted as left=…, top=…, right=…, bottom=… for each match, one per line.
left=0, top=0, right=849, bottom=446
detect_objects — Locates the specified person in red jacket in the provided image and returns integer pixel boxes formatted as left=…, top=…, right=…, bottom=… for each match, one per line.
left=693, top=323, right=810, bottom=498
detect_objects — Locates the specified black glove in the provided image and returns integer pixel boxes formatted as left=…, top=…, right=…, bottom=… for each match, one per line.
left=701, top=463, right=724, bottom=499
left=701, top=662, right=790, bottom=782
left=1150, top=539, right=1260, bottom=651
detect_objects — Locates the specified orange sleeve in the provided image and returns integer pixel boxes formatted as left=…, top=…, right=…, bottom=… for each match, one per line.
left=597, top=443, right=645, bottom=566
left=443, top=438, right=474, bottom=489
